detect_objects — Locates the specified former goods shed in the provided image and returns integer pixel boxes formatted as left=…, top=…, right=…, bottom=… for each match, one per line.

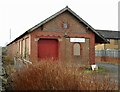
left=7, top=6, right=108, bottom=65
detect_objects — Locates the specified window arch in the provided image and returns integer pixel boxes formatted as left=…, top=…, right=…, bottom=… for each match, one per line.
left=73, top=43, right=80, bottom=56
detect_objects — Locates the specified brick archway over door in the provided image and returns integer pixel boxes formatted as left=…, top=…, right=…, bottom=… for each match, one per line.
left=38, top=39, right=58, bottom=60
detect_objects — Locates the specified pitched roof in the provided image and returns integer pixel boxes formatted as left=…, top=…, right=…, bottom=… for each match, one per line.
left=7, top=6, right=108, bottom=46
left=96, top=30, right=120, bottom=39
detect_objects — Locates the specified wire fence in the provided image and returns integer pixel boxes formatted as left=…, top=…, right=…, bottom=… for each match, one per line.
left=95, top=50, right=120, bottom=58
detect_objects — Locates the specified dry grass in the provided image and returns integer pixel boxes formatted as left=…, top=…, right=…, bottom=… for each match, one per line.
left=10, top=59, right=118, bottom=90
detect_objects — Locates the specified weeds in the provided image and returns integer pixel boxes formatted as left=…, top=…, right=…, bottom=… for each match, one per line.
left=10, top=59, right=118, bottom=90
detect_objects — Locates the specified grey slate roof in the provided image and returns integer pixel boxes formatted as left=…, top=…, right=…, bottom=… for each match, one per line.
left=96, top=30, right=120, bottom=39
left=7, top=6, right=108, bottom=46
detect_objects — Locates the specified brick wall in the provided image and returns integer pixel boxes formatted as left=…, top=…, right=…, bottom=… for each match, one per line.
left=95, top=56, right=120, bottom=63
left=7, top=11, right=96, bottom=65
left=30, top=11, right=95, bottom=65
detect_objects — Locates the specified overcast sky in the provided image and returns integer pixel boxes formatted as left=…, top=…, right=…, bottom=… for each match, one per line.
left=0, top=0, right=119, bottom=46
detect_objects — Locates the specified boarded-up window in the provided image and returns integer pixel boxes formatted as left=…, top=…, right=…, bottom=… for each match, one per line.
left=17, top=41, right=19, bottom=54
left=19, top=41, right=22, bottom=54
left=28, top=35, right=31, bottom=55
left=26, top=38, right=29, bottom=52
left=22, top=39, right=25, bottom=58
left=73, top=43, right=80, bottom=56
left=21, top=36, right=30, bottom=59
left=25, top=37, right=29, bottom=60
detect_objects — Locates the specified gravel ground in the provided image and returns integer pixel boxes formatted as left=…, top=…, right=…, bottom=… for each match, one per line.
left=96, top=62, right=119, bottom=87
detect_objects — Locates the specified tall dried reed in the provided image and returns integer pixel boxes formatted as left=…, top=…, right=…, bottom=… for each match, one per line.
left=10, top=59, right=118, bottom=90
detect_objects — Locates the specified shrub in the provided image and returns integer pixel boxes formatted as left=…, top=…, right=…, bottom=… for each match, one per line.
left=10, top=59, right=118, bottom=90
left=3, top=56, right=15, bottom=75
left=4, top=56, right=13, bottom=65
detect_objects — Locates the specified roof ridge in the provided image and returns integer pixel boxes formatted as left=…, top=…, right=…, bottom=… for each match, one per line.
left=7, top=6, right=108, bottom=46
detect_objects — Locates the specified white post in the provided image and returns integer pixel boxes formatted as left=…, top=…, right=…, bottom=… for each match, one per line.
left=91, top=64, right=98, bottom=70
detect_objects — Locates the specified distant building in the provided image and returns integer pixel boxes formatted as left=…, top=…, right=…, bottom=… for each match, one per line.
left=7, top=6, right=107, bottom=65
left=95, top=30, right=120, bottom=50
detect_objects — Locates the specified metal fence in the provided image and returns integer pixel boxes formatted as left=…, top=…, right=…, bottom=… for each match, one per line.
left=95, top=50, right=120, bottom=58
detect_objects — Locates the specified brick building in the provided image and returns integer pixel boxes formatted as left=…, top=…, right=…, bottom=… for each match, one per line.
left=7, top=6, right=107, bottom=65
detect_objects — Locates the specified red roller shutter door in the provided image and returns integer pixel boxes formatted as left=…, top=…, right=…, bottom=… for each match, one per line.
left=38, top=39, right=58, bottom=60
